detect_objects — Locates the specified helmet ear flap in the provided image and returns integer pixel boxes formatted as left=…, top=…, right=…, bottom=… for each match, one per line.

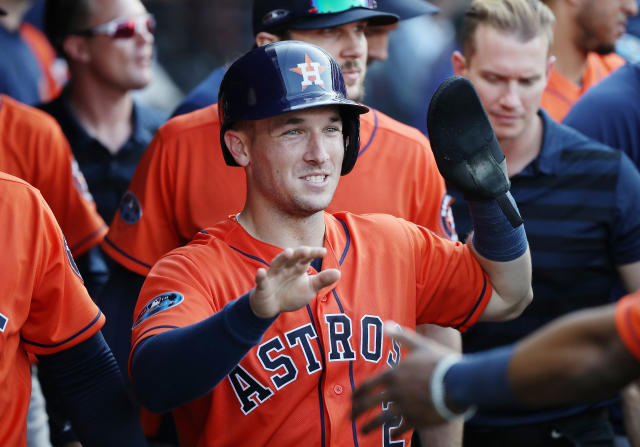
left=340, top=109, right=360, bottom=175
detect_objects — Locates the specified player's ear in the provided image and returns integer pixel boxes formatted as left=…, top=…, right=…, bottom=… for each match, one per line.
left=224, top=129, right=251, bottom=167
left=62, top=35, right=91, bottom=63
left=255, top=32, right=280, bottom=47
left=451, top=51, right=467, bottom=76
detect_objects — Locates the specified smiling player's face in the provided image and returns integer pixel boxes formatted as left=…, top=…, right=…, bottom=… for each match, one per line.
left=243, top=106, right=345, bottom=218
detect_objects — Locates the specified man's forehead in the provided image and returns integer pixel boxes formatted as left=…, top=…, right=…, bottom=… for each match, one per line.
left=267, top=106, right=342, bottom=126
left=278, top=106, right=341, bottom=120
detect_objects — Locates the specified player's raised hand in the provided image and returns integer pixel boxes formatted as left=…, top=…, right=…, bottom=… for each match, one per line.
left=250, top=246, right=340, bottom=319
left=352, top=324, right=458, bottom=435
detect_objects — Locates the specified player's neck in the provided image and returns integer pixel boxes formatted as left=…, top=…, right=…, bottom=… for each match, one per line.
left=500, top=114, right=544, bottom=177
left=68, top=79, right=133, bottom=155
left=549, top=20, right=588, bottom=84
left=236, top=205, right=326, bottom=249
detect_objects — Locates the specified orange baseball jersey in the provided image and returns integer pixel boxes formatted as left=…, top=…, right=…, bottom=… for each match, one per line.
left=130, top=212, right=491, bottom=447
left=542, top=52, right=625, bottom=122
left=615, top=291, right=640, bottom=361
left=0, top=95, right=107, bottom=256
left=103, top=103, right=453, bottom=276
left=0, top=173, right=105, bottom=447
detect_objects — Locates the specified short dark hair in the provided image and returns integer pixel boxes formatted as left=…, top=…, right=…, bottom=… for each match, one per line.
left=44, top=0, right=94, bottom=57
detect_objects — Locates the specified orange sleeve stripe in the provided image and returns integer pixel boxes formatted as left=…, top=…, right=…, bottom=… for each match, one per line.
left=102, top=236, right=153, bottom=273
left=68, top=223, right=108, bottom=257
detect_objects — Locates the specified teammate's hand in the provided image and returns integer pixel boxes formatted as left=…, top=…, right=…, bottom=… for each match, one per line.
left=250, top=246, right=340, bottom=319
left=352, top=324, right=456, bottom=435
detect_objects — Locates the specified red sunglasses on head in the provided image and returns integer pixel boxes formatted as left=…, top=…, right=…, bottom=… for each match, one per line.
left=76, top=14, right=155, bottom=39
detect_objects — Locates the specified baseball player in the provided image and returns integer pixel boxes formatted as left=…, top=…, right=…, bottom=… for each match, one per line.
left=0, top=94, right=108, bottom=295
left=100, top=0, right=454, bottom=377
left=128, top=40, right=532, bottom=447
left=170, top=0, right=439, bottom=117
left=539, top=0, right=637, bottom=121
left=352, top=290, right=640, bottom=431
left=102, top=2, right=458, bottom=443
left=0, top=170, right=146, bottom=446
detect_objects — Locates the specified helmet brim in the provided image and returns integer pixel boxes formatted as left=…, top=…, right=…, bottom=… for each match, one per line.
left=375, top=0, right=438, bottom=20
left=289, top=8, right=398, bottom=30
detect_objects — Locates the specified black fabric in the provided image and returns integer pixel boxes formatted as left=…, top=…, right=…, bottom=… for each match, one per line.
left=74, top=245, right=109, bottom=299
left=37, top=332, right=147, bottom=447
left=97, top=260, right=146, bottom=376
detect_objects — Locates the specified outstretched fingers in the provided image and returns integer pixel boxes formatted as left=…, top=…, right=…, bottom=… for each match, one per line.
left=251, top=246, right=340, bottom=318
left=309, top=268, right=340, bottom=293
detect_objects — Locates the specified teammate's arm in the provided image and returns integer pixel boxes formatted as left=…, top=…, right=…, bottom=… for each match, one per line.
left=37, top=332, right=147, bottom=447
left=463, top=195, right=532, bottom=322
left=469, top=231, right=532, bottom=322
left=352, top=301, right=640, bottom=433
left=131, top=246, right=340, bottom=412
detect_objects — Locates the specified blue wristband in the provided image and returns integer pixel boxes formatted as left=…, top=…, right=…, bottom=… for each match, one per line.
left=469, top=192, right=527, bottom=262
left=444, top=345, right=520, bottom=410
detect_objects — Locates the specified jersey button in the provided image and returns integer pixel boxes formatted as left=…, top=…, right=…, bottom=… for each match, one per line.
left=334, top=385, right=343, bottom=395
left=320, top=295, right=328, bottom=302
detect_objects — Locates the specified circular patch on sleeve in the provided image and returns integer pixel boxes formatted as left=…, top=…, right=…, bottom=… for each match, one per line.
left=119, top=191, right=143, bottom=224
left=132, top=292, right=184, bottom=329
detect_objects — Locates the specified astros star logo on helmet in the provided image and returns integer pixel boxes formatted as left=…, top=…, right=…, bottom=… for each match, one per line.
left=290, top=54, right=326, bottom=90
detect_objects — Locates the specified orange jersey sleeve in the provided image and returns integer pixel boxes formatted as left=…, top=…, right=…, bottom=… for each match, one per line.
left=338, top=213, right=489, bottom=331
left=0, top=173, right=104, bottom=447
left=615, top=291, right=640, bottom=361
left=102, top=105, right=247, bottom=276
left=0, top=95, right=106, bottom=256
left=542, top=52, right=625, bottom=122
left=329, top=109, right=456, bottom=240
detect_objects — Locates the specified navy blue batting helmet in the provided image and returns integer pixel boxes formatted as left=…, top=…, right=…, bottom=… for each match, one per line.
left=219, top=41, right=369, bottom=175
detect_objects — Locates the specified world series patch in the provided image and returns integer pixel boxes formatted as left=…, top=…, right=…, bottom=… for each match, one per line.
left=0, top=312, right=7, bottom=332
left=132, top=292, right=184, bottom=328
left=119, top=191, right=143, bottom=224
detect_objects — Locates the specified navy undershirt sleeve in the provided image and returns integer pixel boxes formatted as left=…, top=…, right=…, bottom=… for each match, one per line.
left=130, top=292, right=276, bottom=413
left=36, top=332, right=147, bottom=447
